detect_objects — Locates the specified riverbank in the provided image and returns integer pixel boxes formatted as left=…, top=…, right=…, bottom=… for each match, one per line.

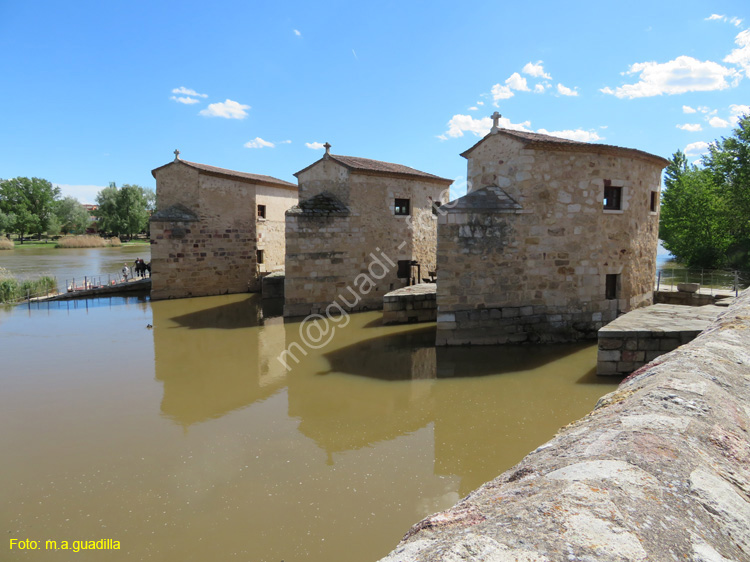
left=380, top=287, right=750, bottom=561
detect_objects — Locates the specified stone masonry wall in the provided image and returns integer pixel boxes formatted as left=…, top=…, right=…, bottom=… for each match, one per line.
left=436, top=134, right=663, bottom=345
left=284, top=159, right=448, bottom=317
left=380, top=287, right=750, bottom=562
left=255, top=184, right=296, bottom=275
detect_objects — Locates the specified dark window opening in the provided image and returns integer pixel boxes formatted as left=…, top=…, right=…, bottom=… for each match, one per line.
left=603, top=180, right=622, bottom=210
left=395, top=198, right=410, bottom=216
left=431, top=201, right=442, bottom=215
left=256, top=249, right=265, bottom=264
left=605, top=274, right=619, bottom=300
left=257, top=204, right=266, bottom=219
left=397, top=260, right=412, bottom=279
left=650, top=191, right=658, bottom=212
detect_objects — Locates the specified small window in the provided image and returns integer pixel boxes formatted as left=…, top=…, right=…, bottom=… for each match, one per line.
left=605, top=274, right=619, bottom=300
left=603, top=180, right=622, bottom=210
left=256, top=249, right=264, bottom=264
left=257, top=205, right=266, bottom=219
left=431, top=201, right=442, bottom=215
left=650, top=192, right=658, bottom=213
left=394, top=198, right=410, bottom=216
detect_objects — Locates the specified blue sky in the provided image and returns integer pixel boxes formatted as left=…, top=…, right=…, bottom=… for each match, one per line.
left=1, top=0, right=749, bottom=203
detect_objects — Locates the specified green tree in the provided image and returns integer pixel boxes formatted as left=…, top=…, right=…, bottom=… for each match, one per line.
left=0, top=177, right=60, bottom=242
left=660, top=114, right=750, bottom=269
left=95, top=184, right=154, bottom=239
left=54, top=196, right=91, bottom=235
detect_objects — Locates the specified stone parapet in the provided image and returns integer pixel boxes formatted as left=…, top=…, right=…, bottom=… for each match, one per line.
left=379, top=289, right=750, bottom=562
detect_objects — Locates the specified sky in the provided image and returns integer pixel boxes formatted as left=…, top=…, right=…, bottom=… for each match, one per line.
left=1, top=0, right=749, bottom=204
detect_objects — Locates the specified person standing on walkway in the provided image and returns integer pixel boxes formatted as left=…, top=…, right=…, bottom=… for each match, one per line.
left=122, top=263, right=130, bottom=281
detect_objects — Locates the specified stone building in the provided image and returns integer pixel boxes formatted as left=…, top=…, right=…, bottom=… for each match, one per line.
left=150, top=152, right=298, bottom=300
left=436, top=114, right=669, bottom=345
left=284, top=144, right=453, bottom=317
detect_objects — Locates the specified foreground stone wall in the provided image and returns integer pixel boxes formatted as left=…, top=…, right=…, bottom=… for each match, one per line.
left=436, top=132, right=665, bottom=345
left=380, top=288, right=750, bottom=562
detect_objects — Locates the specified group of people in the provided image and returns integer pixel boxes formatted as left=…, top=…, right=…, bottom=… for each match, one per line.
left=122, top=258, right=151, bottom=281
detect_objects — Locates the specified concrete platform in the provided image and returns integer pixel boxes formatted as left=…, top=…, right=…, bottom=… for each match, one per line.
left=597, top=303, right=725, bottom=375
left=383, top=283, right=436, bottom=325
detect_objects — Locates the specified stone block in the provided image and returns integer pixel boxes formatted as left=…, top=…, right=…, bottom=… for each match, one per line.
left=598, top=338, right=623, bottom=350
left=598, top=350, right=621, bottom=362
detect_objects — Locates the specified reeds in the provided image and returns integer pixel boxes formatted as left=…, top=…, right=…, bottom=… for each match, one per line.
left=56, top=235, right=121, bottom=248
left=0, top=268, right=57, bottom=303
left=0, top=238, right=13, bottom=250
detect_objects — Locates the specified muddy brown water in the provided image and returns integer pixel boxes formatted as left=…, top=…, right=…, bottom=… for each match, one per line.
left=1, top=249, right=621, bottom=561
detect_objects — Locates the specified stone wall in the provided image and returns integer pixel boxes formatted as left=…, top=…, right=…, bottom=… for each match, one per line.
left=255, top=184, right=295, bottom=275
left=436, top=133, right=665, bottom=345
left=379, top=288, right=750, bottom=562
left=284, top=158, right=449, bottom=317
left=383, top=283, right=437, bottom=325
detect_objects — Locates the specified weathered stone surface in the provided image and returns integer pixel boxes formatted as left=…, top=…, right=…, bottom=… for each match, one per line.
left=379, top=288, right=750, bottom=562
left=382, top=283, right=437, bottom=325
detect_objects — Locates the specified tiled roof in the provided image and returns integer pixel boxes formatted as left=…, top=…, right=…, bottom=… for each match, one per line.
left=295, top=154, right=452, bottom=184
left=286, top=192, right=350, bottom=217
left=445, top=185, right=522, bottom=212
left=461, top=128, right=669, bottom=166
left=152, top=159, right=297, bottom=189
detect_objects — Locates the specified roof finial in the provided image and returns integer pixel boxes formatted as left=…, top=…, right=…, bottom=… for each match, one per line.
left=174, top=149, right=180, bottom=161
left=323, top=142, right=331, bottom=156
left=490, top=112, right=502, bottom=134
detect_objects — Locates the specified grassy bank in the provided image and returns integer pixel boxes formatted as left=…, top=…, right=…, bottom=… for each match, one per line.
left=0, top=268, right=57, bottom=303
left=56, top=235, right=121, bottom=248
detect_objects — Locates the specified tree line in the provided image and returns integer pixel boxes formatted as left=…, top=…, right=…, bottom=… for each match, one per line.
left=0, top=179, right=155, bottom=242
left=660, top=114, right=750, bottom=270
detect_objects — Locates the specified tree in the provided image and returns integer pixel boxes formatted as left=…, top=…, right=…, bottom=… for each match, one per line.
left=660, top=115, right=750, bottom=269
left=54, top=196, right=91, bottom=235
left=95, top=184, right=154, bottom=239
left=0, top=177, right=60, bottom=242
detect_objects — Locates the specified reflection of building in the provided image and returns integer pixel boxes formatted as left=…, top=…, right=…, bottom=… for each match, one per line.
left=284, top=145, right=452, bottom=317
left=151, top=295, right=289, bottom=427
left=437, top=117, right=669, bottom=345
left=150, top=154, right=298, bottom=300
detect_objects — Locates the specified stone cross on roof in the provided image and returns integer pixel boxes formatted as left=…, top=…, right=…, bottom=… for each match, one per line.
left=174, top=149, right=180, bottom=161
left=490, top=112, right=502, bottom=134
left=324, top=142, right=331, bottom=155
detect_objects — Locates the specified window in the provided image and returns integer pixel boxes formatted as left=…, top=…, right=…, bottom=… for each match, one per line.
left=431, top=201, right=442, bottom=216
left=256, top=249, right=264, bottom=264
left=650, top=191, right=658, bottom=213
left=605, top=274, right=619, bottom=300
left=257, top=204, right=266, bottom=219
left=603, top=180, right=622, bottom=210
left=394, top=198, right=410, bottom=216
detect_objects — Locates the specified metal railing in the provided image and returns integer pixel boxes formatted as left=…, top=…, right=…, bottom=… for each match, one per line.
left=655, top=267, right=750, bottom=297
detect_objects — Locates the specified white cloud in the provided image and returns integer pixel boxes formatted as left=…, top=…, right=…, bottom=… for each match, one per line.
left=706, top=14, right=725, bottom=21
left=294, top=29, right=301, bottom=36
left=724, top=29, right=750, bottom=77
left=244, top=137, right=275, bottom=149
left=683, top=105, right=697, bottom=113
left=172, top=87, right=207, bottom=98
left=697, top=106, right=715, bottom=114
left=536, top=128, right=601, bottom=142
left=440, top=114, right=531, bottom=139
left=476, top=101, right=484, bottom=106
left=534, top=83, right=548, bottom=93
left=468, top=106, right=478, bottom=111
left=601, top=56, right=740, bottom=98
left=706, top=14, right=743, bottom=27
left=53, top=184, right=107, bottom=205
left=676, top=123, right=703, bottom=132
left=708, top=116, right=730, bottom=128
left=279, top=140, right=292, bottom=144
left=522, top=61, right=552, bottom=80
left=731, top=17, right=744, bottom=27
left=491, top=83, right=514, bottom=102
left=556, top=83, right=578, bottom=96
left=730, top=104, right=750, bottom=123
left=505, top=72, right=530, bottom=92
left=684, top=141, right=710, bottom=156
left=199, top=99, right=250, bottom=119
left=306, top=142, right=325, bottom=149
left=170, top=96, right=200, bottom=105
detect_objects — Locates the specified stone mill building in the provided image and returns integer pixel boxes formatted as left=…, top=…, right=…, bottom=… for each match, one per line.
left=284, top=144, right=453, bottom=317
left=436, top=113, right=669, bottom=345
left=150, top=152, right=298, bottom=300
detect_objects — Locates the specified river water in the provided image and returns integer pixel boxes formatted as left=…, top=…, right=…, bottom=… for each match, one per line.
left=0, top=248, right=621, bottom=561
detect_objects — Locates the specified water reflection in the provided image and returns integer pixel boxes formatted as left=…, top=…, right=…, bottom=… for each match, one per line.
left=152, top=295, right=289, bottom=427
